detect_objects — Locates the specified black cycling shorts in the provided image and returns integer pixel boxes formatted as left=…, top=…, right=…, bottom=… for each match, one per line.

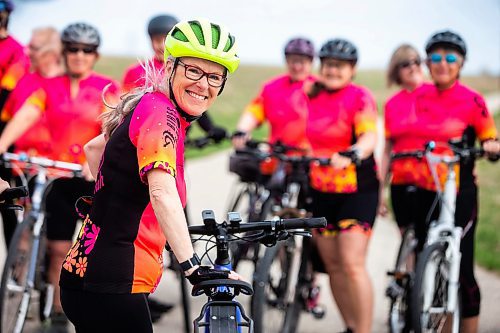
left=310, top=189, right=378, bottom=236
left=45, top=178, right=94, bottom=241
left=61, top=288, right=152, bottom=333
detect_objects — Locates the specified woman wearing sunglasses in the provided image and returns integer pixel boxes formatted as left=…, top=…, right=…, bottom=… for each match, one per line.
left=0, top=22, right=120, bottom=332
left=379, top=44, right=430, bottom=228
left=57, top=19, right=241, bottom=332
left=306, top=39, right=379, bottom=333
left=389, top=30, right=498, bottom=333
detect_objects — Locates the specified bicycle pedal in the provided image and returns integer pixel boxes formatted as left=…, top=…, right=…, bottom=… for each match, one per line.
left=385, top=281, right=404, bottom=298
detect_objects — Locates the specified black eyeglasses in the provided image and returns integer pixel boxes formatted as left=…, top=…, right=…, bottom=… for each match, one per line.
left=177, top=60, right=226, bottom=88
left=65, top=46, right=97, bottom=54
left=398, top=59, right=421, bottom=69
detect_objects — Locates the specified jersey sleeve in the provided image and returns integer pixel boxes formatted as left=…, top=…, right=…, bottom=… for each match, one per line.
left=0, top=54, right=29, bottom=91
left=470, top=94, right=498, bottom=141
left=129, top=94, right=179, bottom=184
left=353, top=89, right=378, bottom=137
left=243, top=90, right=266, bottom=124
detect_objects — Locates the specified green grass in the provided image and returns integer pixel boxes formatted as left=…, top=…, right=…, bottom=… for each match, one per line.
left=475, top=114, right=500, bottom=271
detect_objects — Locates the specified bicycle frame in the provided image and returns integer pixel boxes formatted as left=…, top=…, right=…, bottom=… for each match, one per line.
left=423, top=152, right=462, bottom=317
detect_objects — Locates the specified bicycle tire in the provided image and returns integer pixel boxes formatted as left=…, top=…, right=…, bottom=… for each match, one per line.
left=252, top=240, right=294, bottom=333
left=0, top=215, right=36, bottom=333
left=388, top=227, right=417, bottom=333
left=411, top=242, right=458, bottom=333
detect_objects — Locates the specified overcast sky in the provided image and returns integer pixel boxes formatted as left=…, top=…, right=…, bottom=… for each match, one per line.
left=8, top=0, right=500, bottom=75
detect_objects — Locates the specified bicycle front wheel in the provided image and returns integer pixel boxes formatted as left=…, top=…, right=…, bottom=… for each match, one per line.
left=252, top=239, right=296, bottom=333
left=0, top=216, right=36, bottom=333
left=388, top=227, right=417, bottom=333
left=411, top=242, right=458, bottom=333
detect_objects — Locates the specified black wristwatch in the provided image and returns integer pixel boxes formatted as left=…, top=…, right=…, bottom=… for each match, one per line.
left=179, top=253, right=201, bottom=272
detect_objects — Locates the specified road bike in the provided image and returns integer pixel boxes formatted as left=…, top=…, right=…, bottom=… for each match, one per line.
left=183, top=209, right=326, bottom=333
left=0, top=152, right=82, bottom=333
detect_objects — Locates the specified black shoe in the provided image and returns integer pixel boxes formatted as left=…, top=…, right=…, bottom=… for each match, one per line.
left=148, top=298, right=175, bottom=313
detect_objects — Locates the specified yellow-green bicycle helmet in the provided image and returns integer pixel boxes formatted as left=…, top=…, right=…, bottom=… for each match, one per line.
left=164, top=18, right=240, bottom=73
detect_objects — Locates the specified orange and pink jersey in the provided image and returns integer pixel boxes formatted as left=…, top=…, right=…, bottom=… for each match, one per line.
left=122, top=58, right=164, bottom=93
left=244, top=74, right=314, bottom=149
left=306, top=83, right=378, bottom=193
left=1, top=72, right=52, bottom=156
left=60, top=92, right=189, bottom=294
left=386, top=81, right=497, bottom=191
left=0, top=36, right=29, bottom=92
left=26, top=73, right=119, bottom=163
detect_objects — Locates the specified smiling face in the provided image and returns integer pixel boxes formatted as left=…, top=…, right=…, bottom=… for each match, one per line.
left=64, top=43, right=98, bottom=78
left=319, top=58, right=355, bottom=90
left=286, top=54, right=313, bottom=82
left=426, top=47, right=463, bottom=90
left=167, top=56, right=226, bottom=116
left=398, top=58, right=423, bottom=91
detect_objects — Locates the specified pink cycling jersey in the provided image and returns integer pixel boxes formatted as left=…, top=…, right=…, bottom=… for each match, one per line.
left=1, top=72, right=52, bottom=156
left=388, top=81, right=497, bottom=191
left=307, top=83, right=378, bottom=193
left=25, top=73, right=120, bottom=163
left=244, top=74, right=314, bottom=149
left=122, top=58, right=164, bottom=93
left=0, top=36, right=30, bottom=91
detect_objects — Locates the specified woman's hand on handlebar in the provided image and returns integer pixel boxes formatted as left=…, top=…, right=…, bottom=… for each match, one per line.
left=185, top=265, right=242, bottom=285
left=232, top=131, right=250, bottom=150
left=330, top=152, right=353, bottom=169
left=482, top=139, right=500, bottom=160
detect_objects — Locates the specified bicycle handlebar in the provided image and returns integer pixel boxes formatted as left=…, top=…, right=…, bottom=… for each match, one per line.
left=1, top=152, right=83, bottom=173
left=187, top=215, right=326, bottom=236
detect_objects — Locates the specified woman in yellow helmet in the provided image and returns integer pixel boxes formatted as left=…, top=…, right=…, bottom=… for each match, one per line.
left=59, top=19, right=240, bottom=332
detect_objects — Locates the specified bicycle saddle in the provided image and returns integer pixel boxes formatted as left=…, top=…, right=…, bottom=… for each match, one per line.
left=192, top=279, right=254, bottom=297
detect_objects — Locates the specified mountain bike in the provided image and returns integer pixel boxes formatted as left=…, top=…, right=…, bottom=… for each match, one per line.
left=0, top=152, right=82, bottom=333
left=184, top=209, right=326, bottom=333
left=391, top=141, right=493, bottom=333
left=244, top=146, right=358, bottom=333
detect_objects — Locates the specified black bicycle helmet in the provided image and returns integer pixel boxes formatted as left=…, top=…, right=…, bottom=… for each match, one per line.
left=425, top=30, right=467, bottom=57
left=284, top=37, right=315, bottom=58
left=318, top=38, right=358, bottom=64
left=148, top=14, right=179, bottom=36
left=0, top=0, right=13, bottom=13
left=61, top=23, right=101, bottom=47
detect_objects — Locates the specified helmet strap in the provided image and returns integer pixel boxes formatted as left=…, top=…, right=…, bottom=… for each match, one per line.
left=168, top=58, right=202, bottom=123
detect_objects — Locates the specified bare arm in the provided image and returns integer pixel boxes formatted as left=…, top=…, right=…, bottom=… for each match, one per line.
left=147, top=169, right=197, bottom=274
left=232, top=112, right=260, bottom=149
left=84, top=134, right=107, bottom=178
left=0, top=103, right=41, bottom=153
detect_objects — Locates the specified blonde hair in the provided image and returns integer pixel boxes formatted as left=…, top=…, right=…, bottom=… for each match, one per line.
left=31, top=27, right=62, bottom=55
left=386, top=44, right=421, bottom=87
left=101, top=58, right=170, bottom=138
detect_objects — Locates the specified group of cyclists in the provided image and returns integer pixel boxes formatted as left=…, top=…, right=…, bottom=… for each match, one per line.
left=0, top=0, right=498, bottom=332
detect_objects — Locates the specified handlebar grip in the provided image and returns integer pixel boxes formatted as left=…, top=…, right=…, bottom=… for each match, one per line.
left=280, top=217, right=327, bottom=230
left=0, top=186, right=28, bottom=201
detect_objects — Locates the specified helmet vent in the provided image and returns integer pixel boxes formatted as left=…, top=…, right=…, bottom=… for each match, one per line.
left=188, top=21, right=205, bottom=46
left=171, top=28, right=188, bottom=42
left=211, top=23, right=221, bottom=49
left=223, top=35, right=235, bottom=52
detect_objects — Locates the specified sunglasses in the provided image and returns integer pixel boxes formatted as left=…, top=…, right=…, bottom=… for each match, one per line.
left=398, top=59, right=421, bottom=69
left=429, top=53, right=458, bottom=64
left=65, top=46, right=97, bottom=54
left=177, top=60, right=226, bottom=88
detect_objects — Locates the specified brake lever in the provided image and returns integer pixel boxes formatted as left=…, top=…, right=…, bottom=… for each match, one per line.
left=289, top=230, right=312, bottom=238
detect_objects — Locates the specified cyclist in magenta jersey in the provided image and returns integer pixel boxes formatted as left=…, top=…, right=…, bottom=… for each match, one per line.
left=123, top=14, right=226, bottom=142
left=0, top=27, right=62, bottom=248
left=389, top=30, right=498, bottom=333
left=306, top=39, right=379, bottom=333
left=0, top=0, right=29, bottom=118
left=0, top=22, right=119, bottom=332
left=58, top=19, right=241, bottom=332
left=379, top=44, right=431, bottom=222
left=233, top=37, right=315, bottom=150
